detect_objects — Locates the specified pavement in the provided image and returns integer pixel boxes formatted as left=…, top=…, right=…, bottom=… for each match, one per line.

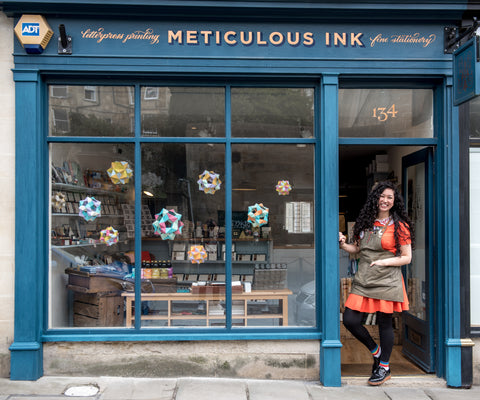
left=0, top=375, right=479, bottom=400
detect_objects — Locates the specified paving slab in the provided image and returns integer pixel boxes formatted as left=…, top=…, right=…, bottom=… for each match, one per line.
left=8, top=397, right=95, bottom=400
left=99, top=377, right=176, bottom=400
left=247, top=379, right=310, bottom=400
left=424, top=386, right=480, bottom=400
left=175, top=378, right=247, bottom=400
left=308, top=385, right=390, bottom=400
left=383, top=387, right=431, bottom=400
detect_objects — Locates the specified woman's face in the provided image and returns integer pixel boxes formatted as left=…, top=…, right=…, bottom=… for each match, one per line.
left=378, top=188, right=395, bottom=214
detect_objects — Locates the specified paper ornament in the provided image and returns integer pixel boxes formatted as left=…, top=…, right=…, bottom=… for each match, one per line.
left=100, top=226, right=118, bottom=246
left=247, top=203, right=269, bottom=228
left=188, top=245, right=208, bottom=264
left=152, top=208, right=184, bottom=240
left=197, top=170, right=222, bottom=194
left=52, top=192, right=66, bottom=212
left=107, top=161, right=133, bottom=184
left=276, top=180, right=292, bottom=196
left=78, top=196, right=102, bottom=221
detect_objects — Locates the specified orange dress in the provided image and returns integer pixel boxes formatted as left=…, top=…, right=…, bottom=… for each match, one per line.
left=345, top=221, right=410, bottom=314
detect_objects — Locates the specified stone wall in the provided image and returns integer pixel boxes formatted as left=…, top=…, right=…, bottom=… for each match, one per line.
left=0, top=12, right=15, bottom=379
left=44, top=340, right=320, bottom=380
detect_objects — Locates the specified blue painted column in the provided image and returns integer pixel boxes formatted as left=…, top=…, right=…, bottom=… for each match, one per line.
left=9, top=69, right=44, bottom=380
left=319, top=74, right=342, bottom=387
left=438, top=77, right=462, bottom=387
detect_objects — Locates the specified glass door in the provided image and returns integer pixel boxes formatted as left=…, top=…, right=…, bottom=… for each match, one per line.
left=401, top=147, right=434, bottom=372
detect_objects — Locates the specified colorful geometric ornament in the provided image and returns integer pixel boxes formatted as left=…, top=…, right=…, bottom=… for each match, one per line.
left=78, top=196, right=101, bottom=221
left=276, top=180, right=292, bottom=196
left=100, top=226, right=118, bottom=246
left=52, top=191, right=66, bottom=212
left=107, top=161, right=133, bottom=185
left=152, top=208, right=184, bottom=240
left=247, top=203, right=269, bottom=228
left=197, top=170, right=222, bottom=194
left=188, top=245, right=208, bottom=264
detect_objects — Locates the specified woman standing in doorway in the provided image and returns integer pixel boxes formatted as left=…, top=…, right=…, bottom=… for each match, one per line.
left=339, top=181, right=414, bottom=386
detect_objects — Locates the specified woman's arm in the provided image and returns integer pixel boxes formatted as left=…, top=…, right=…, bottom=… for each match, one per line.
left=339, top=232, right=360, bottom=255
left=370, top=244, right=412, bottom=267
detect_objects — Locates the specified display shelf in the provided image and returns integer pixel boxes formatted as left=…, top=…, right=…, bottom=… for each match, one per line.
left=122, top=289, right=292, bottom=327
left=52, top=182, right=127, bottom=197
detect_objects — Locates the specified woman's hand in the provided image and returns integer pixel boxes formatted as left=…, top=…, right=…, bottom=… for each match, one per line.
left=339, top=233, right=359, bottom=254
left=339, top=232, right=346, bottom=246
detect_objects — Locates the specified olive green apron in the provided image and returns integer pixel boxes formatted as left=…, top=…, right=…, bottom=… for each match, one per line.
left=350, top=223, right=404, bottom=302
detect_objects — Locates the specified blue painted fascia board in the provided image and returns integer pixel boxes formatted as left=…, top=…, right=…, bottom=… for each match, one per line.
left=0, top=0, right=468, bottom=21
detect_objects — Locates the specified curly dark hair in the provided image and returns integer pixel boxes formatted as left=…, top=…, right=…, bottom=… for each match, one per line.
left=353, top=181, right=415, bottom=255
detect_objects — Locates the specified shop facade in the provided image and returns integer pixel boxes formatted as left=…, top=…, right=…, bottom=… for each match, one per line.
left=1, top=0, right=478, bottom=387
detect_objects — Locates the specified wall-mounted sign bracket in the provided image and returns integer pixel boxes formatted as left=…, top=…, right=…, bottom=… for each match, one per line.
left=445, top=18, right=478, bottom=54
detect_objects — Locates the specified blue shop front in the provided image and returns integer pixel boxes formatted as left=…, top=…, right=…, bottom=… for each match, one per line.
left=4, top=0, right=472, bottom=387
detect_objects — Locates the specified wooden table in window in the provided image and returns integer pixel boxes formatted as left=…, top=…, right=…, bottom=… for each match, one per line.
left=122, top=289, right=293, bottom=327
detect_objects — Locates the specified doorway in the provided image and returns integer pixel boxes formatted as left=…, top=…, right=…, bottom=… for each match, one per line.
left=338, top=144, right=432, bottom=376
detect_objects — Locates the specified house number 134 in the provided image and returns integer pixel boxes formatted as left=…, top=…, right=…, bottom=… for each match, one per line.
left=372, top=105, right=398, bottom=121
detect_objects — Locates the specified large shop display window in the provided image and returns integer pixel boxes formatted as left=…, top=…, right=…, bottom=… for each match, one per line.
left=48, top=84, right=315, bottom=329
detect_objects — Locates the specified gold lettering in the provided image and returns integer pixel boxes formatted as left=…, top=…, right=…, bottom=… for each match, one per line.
left=287, top=32, right=300, bottom=46
left=216, top=31, right=221, bottom=45
left=225, top=31, right=237, bottom=45
left=240, top=31, right=253, bottom=45
left=334, top=32, right=347, bottom=46
left=325, top=32, right=331, bottom=46
left=200, top=31, right=213, bottom=45
left=303, top=32, right=314, bottom=46
left=269, top=32, right=284, bottom=46
left=186, top=30, right=198, bottom=44
left=168, top=30, right=183, bottom=44
left=350, top=32, right=364, bottom=47
left=257, top=31, right=267, bottom=45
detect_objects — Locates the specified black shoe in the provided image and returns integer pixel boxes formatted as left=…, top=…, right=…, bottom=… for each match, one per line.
left=371, top=356, right=380, bottom=374
left=368, top=366, right=391, bottom=386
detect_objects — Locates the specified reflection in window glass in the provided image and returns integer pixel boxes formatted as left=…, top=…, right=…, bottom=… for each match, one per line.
left=49, top=85, right=134, bottom=137
left=140, top=87, right=225, bottom=137
left=231, top=87, right=314, bottom=138
left=470, top=148, right=480, bottom=326
left=469, top=96, right=480, bottom=137
left=232, top=144, right=315, bottom=327
left=49, top=143, right=135, bottom=328
left=339, top=89, right=433, bottom=138
left=140, top=143, right=225, bottom=327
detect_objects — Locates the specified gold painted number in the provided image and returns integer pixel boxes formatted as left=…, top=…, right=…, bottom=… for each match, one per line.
left=372, top=104, right=398, bottom=122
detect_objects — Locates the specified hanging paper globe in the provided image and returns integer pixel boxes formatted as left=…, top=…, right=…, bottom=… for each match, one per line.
left=107, top=161, right=133, bottom=184
left=188, top=245, right=208, bottom=264
left=78, top=196, right=102, bottom=221
left=100, top=226, right=119, bottom=246
left=276, top=180, right=292, bottom=196
left=197, top=170, right=222, bottom=194
left=152, top=208, right=184, bottom=240
left=52, top=192, right=66, bottom=212
left=247, top=203, right=269, bottom=228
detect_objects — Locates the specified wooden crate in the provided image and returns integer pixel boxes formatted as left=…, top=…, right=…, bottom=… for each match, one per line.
left=73, top=291, right=124, bottom=327
left=66, top=268, right=124, bottom=293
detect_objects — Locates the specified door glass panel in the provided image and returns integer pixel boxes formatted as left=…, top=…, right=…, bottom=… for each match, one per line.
left=140, top=143, right=225, bottom=327
left=231, top=87, right=314, bottom=138
left=140, top=87, right=225, bottom=137
left=49, top=143, right=135, bottom=328
left=49, top=85, right=135, bottom=137
left=231, top=143, right=315, bottom=327
left=405, top=162, right=426, bottom=320
left=339, top=89, right=433, bottom=138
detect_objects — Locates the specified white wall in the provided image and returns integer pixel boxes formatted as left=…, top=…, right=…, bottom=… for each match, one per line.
left=0, top=12, right=15, bottom=377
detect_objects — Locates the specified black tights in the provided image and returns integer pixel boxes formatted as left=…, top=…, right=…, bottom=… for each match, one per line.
left=343, top=307, right=394, bottom=363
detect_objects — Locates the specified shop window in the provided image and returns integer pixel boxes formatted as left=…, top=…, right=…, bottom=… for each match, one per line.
left=48, top=85, right=135, bottom=137
left=470, top=148, right=480, bottom=327
left=231, top=87, right=314, bottom=138
left=48, top=84, right=316, bottom=330
left=339, top=89, right=433, bottom=138
left=140, top=86, right=225, bottom=137
left=84, top=86, right=97, bottom=102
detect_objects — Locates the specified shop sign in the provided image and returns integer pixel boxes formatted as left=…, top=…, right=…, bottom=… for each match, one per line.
left=14, top=14, right=53, bottom=54
left=453, top=36, right=480, bottom=105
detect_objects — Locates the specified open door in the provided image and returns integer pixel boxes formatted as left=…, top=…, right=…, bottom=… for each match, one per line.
left=401, top=147, right=435, bottom=372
